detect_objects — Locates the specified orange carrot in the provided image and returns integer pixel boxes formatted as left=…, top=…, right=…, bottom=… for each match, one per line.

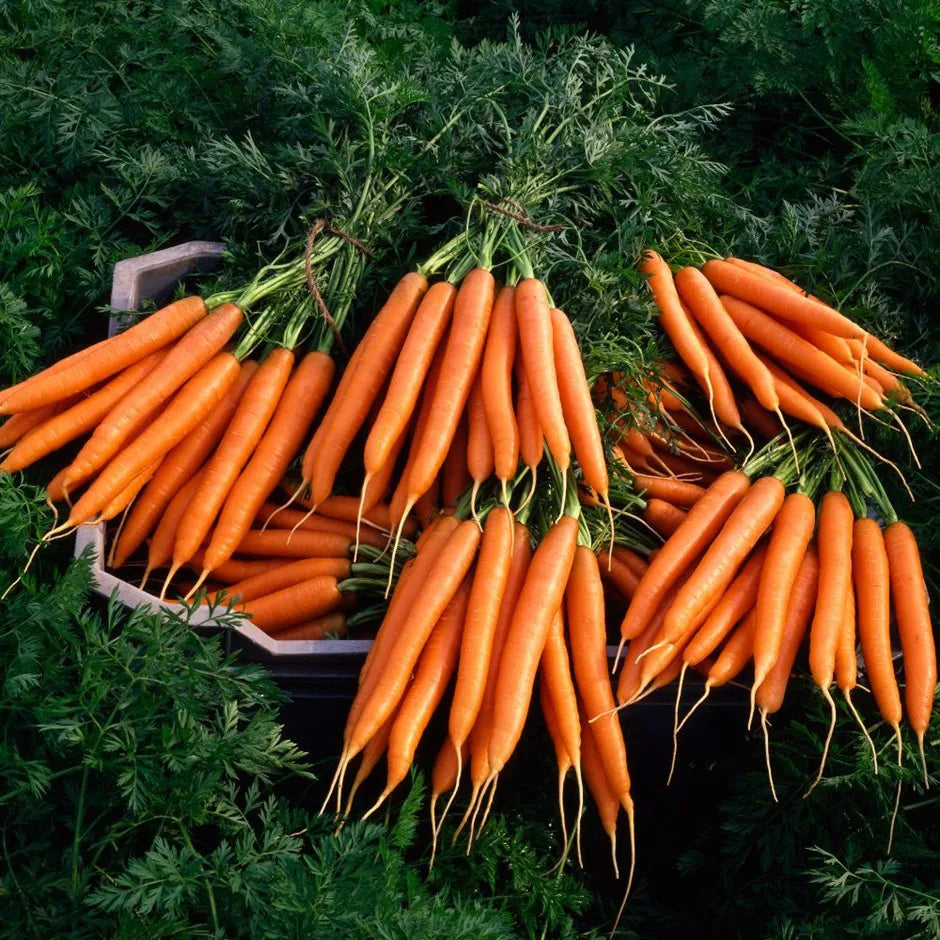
left=198, top=352, right=335, bottom=576
left=619, top=471, right=751, bottom=643
left=109, top=359, right=259, bottom=568
left=208, top=557, right=352, bottom=605
left=140, top=469, right=207, bottom=590
left=643, top=499, right=687, bottom=537
left=703, top=259, right=865, bottom=340
left=188, top=553, right=282, bottom=585
left=0, top=402, right=66, bottom=451
left=848, top=335, right=925, bottom=378
left=302, top=273, right=428, bottom=507
left=0, top=296, right=207, bottom=414
left=232, top=528, right=351, bottom=559
left=63, top=303, right=244, bottom=488
left=515, top=280, right=570, bottom=473
left=270, top=612, right=348, bottom=641
left=441, top=412, right=471, bottom=508
left=481, top=285, right=520, bottom=498
left=257, top=503, right=386, bottom=549
left=541, top=672, right=574, bottom=856
left=631, top=474, right=705, bottom=508
left=579, top=702, right=621, bottom=878
left=552, top=306, right=608, bottom=502
left=362, top=280, right=456, bottom=480
left=238, top=575, right=343, bottom=633
left=885, top=521, right=936, bottom=782
left=466, top=373, right=494, bottom=513
left=487, top=515, right=579, bottom=775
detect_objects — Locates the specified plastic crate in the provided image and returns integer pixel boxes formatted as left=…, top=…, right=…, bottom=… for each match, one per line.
left=73, top=241, right=371, bottom=673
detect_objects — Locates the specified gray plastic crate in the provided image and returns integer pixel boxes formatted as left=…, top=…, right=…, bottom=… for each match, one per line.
left=73, top=241, right=372, bottom=666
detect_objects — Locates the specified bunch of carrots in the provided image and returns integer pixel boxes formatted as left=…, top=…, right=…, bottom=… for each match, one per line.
left=1, top=228, right=935, bottom=924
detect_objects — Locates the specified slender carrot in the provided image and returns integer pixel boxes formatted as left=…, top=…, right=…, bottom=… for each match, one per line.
left=100, top=458, right=161, bottom=521
left=599, top=552, right=644, bottom=601
left=703, top=259, right=866, bottom=340
left=618, top=471, right=751, bottom=644
left=232, top=529, right=351, bottom=559
left=885, top=521, right=936, bottom=784
left=238, top=575, right=343, bottom=633
left=362, top=280, right=456, bottom=480
left=516, top=363, right=544, bottom=485
left=63, top=303, right=244, bottom=488
left=755, top=546, right=819, bottom=800
left=303, top=273, right=428, bottom=507
left=486, top=515, right=580, bottom=775
left=198, top=352, right=335, bottom=577
left=466, top=373, right=494, bottom=516
left=632, top=475, right=705, bottom=508
left=270, top=612, right=347, bottom=641
left=344, top=710, right=398, bottom=818
left=108, top=359, right=258, bottom=568
left=308, top=495, right=415, bottom=534
left=207, top=557, right=352, bottom=605
left=643, top=499, right=687, bottom=538
left=579, top=702, right=621, bottom=878
left=664, top=476, right=786, bottom=652
left=399, top=269, right=496, bottom=518
left=515, top=279, right=570, bottom=473
left=60, top=353, right=242, bottom=527
left=481, top=285, right=520, bottom=498
left=187, top=553, right=281, bottom=585
left=720, top=295, right=883, bottom=410
left=429, top=736, right=467, bottom=861
left=540, top=672, right=574, bottom=860
left=612, top=545, right=650, bottom=579
left=848, top=335, right=925, bottom=378
left=539, top=608, right=585, bottom=867
left=167, top=347, right=294, bottom=583
left=0, top=296, right=207, bottom=414
left=441, top=412, right=471, bottom=508
left=140, top=469, right=207, bottom=590
left=552, top=307, right=608, bottom=502
left=257, top=503, right=385, bottom=549
left=0, top=402, right=66, bottom=451
left=750, top=491, right=816, bottom=718
left=361, top=575, right=470, bottom=819
left=725, top=257, right=805, bottom=293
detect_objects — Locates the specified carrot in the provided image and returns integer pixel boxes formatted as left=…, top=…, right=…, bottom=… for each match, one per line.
left=303, top=273, right=428, bottom=507
left=446, top=508, right=514, bottom=809
left=108, top=359, right=259, bottom=568
left=344, top=710, right=399, bottom=818
left=232, top=529, right=351, bottom=559
left=256, top=503, right=386, bottom=549
left=347, top=520, right=481, bottom=759
left=676, top=266, right=782, bottom=416
left=414, top=474, right=441, bottom=527
left=643, top=499, right=687, bottom=538
left=100, top=458, right=161, bottom=521
left=459, top=522, right=533, bottom=839
left=806, top=491, right=855, bottom=792
left=481, top=285, right=520, bottom=500
left=853, top=519, right=902, bottom=728
left=641, top=252, right=719, bottom=426
left=599, top=552, right=644, bottom=601
left=740, top=397, right=786, bottom=441
left=860, top=358, right=913, bottom=403
left=198, top=351, right=335, bottom=578
left=515, top=280, right=570, bottom=474
left=238, top=575, right=343, bottom=633
left=187, top=553, right=281, bottom=584
left=725, top=257, right=805, bottom=293
left=788, top=323, right=856, bottom=368
left=0, top=296, right=207, bottom=414
left=720, top=295, right=883, bottom=410
left=207, top=557, right=352, bottom=605
left=466, top=373, right=494, bottom=516
left=429, top=736, right=467, bottom=860
left=851, top=335, right=925, bottom=378
left=755, top=546, right=819, bottom=800
left=632, top=474, right=705, bottom=508
left=618, top=471, right=751, bottom=646
left=612, top=545, right=650, bottom=579
left=362, top=280, right=456, bottom=481
left=441, top=411, right=471, bottom=508
left=683, top=543, right=768, bottom=667
left=749, top=491, right=816, bottom=719
left=140, top=469, right=207, bottom=590
left=540, top=672, right=574, bottom=859
left=58, top=353, right=242, bottom=528
left=397, top=269, right=495, bottom=522
left=663, top=476, right=786, bottom=656
left=166, top=347, right=294, bottom=587
left=567, top=547, right=632, bottom=813
left=486, top=515, right=580, bottom=776
left=616, top=610, right=668, bottom=706
left=0, top=402, right=66, bottom=451
left=708, top=608, right=758, bottom=688
left=835, top=585, right=879, bottom=771
left=579, top=702, right=621, bottom=878
left=515, top=362, right=544, bottom=495
left=539, top=608, right=585, bottom=867
left=309, top=495, right=415, bottom=534
left=270, top=613, right=347, bottom=641
left=703, top=259, right=866, bottom=340
left=552, top=307, right=609, bottom=504
left=63, top=303, right=244, bottom=489
left=885, top=521, right=936, bottom=785
left=361, top=574, right=470, bottom=820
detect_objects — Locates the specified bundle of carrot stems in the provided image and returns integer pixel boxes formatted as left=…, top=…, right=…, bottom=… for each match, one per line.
left=1, top=218, right=935, bottom=919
